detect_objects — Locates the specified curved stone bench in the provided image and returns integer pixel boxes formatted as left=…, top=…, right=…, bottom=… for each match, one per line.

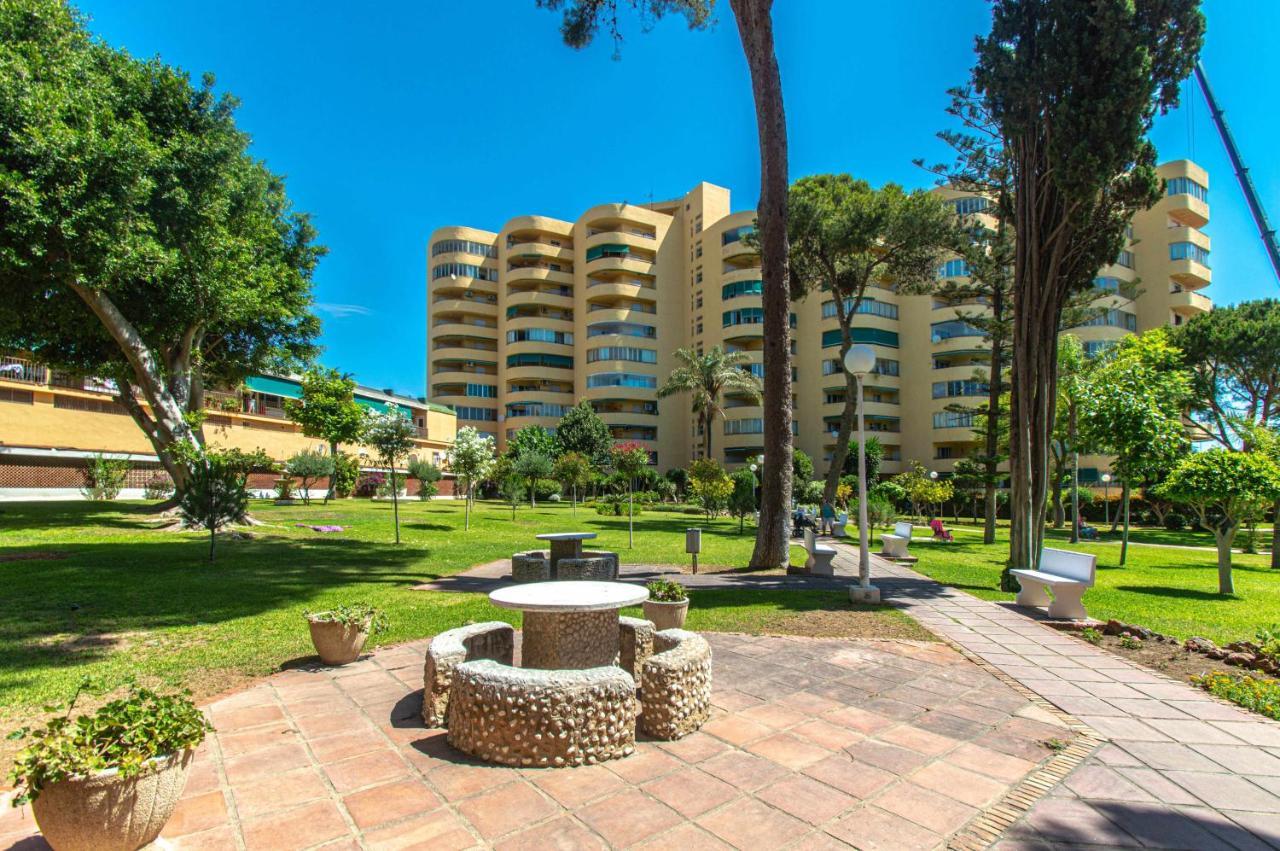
left=422, top=622, right=514, bottom=727
left=639, top=629, right=712, bottom=740
left=446, top=660, right=637, bottom=767
left=511, top=551, right=550, bottom=583
left=580, top=550, right=620, bottom=579
left=619, top=616, right=655, bottom=681
left=556, top=555, right=615, bottom=581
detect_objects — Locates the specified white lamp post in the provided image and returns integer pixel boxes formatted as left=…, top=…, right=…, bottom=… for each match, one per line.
left=1101, top=472, right=1112, bottom=527
left=843, top=344, right=879, bottom=603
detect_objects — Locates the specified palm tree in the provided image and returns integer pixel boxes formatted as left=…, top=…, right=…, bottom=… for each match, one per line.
left=658, top=346, right=763, bottom=460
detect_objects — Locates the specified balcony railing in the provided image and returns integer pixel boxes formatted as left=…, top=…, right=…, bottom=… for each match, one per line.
left=1, top=356, right=49, bottom=385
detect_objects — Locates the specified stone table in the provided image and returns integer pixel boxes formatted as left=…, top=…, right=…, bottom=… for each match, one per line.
left=535, top=531, right=598, bottom=577
left=489, top=580, right=647, bottom=670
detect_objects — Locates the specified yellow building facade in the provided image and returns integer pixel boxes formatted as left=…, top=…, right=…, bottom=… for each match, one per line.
left=428, top=160, right=1210, bottom=482
left=0, top=364, right=457, bottom=498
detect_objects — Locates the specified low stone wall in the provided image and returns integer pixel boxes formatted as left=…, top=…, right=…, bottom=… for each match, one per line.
left=446, top=660, right=637, bottom=767
left=640, top=629, right=712, bottom=740
left=422, top=622, right=515, bottom=727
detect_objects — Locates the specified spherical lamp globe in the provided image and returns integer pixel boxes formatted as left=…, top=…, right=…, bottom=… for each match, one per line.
left=843, top=344, right=877, bottom=376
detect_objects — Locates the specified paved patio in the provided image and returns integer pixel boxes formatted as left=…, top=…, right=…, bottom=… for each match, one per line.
left=2, top=631, right=1074, bottom=850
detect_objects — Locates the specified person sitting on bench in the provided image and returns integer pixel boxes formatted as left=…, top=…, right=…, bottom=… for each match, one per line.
left=792, top=507, right=816, bottom=537
left=929, top=517, right=954, bottom=542
left=1077, top=516, right=1099, bottom=540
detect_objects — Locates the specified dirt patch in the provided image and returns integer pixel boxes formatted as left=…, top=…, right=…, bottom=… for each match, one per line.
left=751, top=606, right=939, bottom=642
left=0, top=551, right=69, bottom=563
left=1071, top=632, right=1259, bottom=684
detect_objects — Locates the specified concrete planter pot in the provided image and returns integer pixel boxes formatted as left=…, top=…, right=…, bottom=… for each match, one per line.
left=31, top=750, right=193, bottom=851
left=643, top=599, right=689, bottom=631
left=273, top=498, right=299, bottom=506
left=307, top=615, right=370, bottom=665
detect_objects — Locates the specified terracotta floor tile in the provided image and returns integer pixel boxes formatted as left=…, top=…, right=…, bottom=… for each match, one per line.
left=844, top=739, right=929, bottom=775
left=655, top=731, right=730, bottom=764
left=455, top=781, right=558, bottom=840
left=876, top=724, right=960, bottom=757
left=342, top=778, right=441, bottom=830
left=241, top=799, right=351, bottom=851
left=754, top=773, right=856, bottom=825
left=745, top=732, right=831, bottom=770
left=630, top=822, right=734, bottom=850
left=209, top=703, right=284, bottom=730
left=826, top=804, right=942, bottom=849
left=217, top=722, right=298, bottom=758
left=911, top=760, right=1010, bottom=808
left=873, top=781, right=978, bottom=834
left=530, top=762, right=624, bottom=809
left=577, top=789, right=684, bottom=848
left=492, top=815, right=606, bottom=850
left=323, top=749, right=410, bottom=794
left=700, top=715, right=773, bottom=746
left=309, top=728, right=391, bottom=764
left=162, top=790, right=228, bottom=837
left=790, top=718, right=864, bottom=751
left=698, top=750, right=789, bottom=792
left=802, top=754, right=896, bottom=799
left=697, top=797, right=809, bottom=849
left=946, top=742, right=1037, bottom=782
left=427, top=760, right=519, bottom=799
left=822, top=705, right=896, bottom=736
left=362, top=808, right=477, bottom=851
left=641, top=766, right=739, bottom=818
left=167, top=826, right=239, bottom=850
left=230, top=766, right=331, bottom=820
left=223, top=742, right=313, bottom=786
left=738, top=702, right=809, bottom=730
left=603, top=747, right=682, bottom=784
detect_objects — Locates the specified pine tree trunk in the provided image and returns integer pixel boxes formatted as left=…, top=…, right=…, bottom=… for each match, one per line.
left=1119, top=482, right=1132, bottom=565
left=731, top=0, right=793, bottom=570
left=1271, top=500, right=1279, bottom=569
left=982, top=321, right=1004, bottom=546
left=1216, top=526, right=1236, bottom=594
left=326, top=441, right=337, bottom=504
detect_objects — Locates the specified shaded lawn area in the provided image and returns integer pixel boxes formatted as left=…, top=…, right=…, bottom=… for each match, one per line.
left=0, top=499, right=924, bottom=749
left=907, top=525, right=1278, bottom=645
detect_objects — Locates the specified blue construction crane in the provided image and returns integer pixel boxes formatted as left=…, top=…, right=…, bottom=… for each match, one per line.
left=1194, top=62, right=1280, bottom=287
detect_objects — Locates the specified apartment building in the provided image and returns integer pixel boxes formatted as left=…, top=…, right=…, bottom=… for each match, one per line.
left=0, top=364, right=458, bottom=499
left=426, top=160, right=1211, bottom=482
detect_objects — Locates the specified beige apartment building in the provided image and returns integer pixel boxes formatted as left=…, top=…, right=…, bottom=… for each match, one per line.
left=426, top=160, right=1211, bottom=484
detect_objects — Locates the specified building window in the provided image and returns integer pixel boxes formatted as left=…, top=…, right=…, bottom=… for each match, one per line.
left=930, top=320, right=983, bottom=342
left=585, top=372, right=657, bottom=389
left=506, top=328, right=573, bottom=345
left=587, top=347, right=657, bottom=364
left=1093, top=277, right=1136, bottom=299
left=585, top=243, right=633, bottom=262
left=1167, top=176, right=1208, bottom=202
left=723, top=307, right=764, bottom=327
left=431, top=239, right=496, bottom=258
left=937, top=259, right=971, bottom=279
left=506, top=402, right=569, bottom=419
left=1170, top=241, right=1210, bottom=267
left=1114, top=250, right=1135, bottom=269
left=722, top=280, right=763, bottom=300
left=721, top=225, right=755, bottom=245
left=1083, top=340, right=1115, bottom=358
left=1078, top=308, right=1138, bottom=331
left=724, top=418, right=764, bottom=435
left=587, top=322, right=656, bottom=339
left=464, top=383, right=497, bottom=398
left=455, top=406, right=497, bottom=421
left=932, top=380, right=989, bottom=399
left=432, top=262, right=498, bottom=282
left=695, top=245, right=703, bottom=258
left=933, top=411, right=974, bottom=429
left=821, top=298, right=899, bottom=320
left=947, top=197, right=991, bottom=216
left=695, top=271, right=703, bottom=284
left=507, top=353, right=573, bottom=369
left=0, top=388, right=34, bottom=405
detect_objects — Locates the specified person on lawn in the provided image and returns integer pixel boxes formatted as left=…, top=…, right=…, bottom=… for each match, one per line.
left=929, top=516, right=954, bottom=543
left=820, top=500, right=836, bottom=535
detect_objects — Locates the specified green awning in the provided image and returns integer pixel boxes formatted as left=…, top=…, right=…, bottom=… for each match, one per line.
left=245, top=375, right=302, bottom=399
left=355, top=395, right=414, bottom=418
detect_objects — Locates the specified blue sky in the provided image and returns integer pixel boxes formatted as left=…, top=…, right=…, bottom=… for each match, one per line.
left=78, top=0, right=1280, bottom=398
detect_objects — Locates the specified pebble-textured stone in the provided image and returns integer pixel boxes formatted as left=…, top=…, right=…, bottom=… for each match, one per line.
left=511, top=551, right=550, bottom=583
left=639, top=629, right=712, bottom=740
left=422, top=622, right=515, bottom=727
left=555, top=556, right=614, bottom=581
left=522, top=610, right=620, bottom=670
left=446, top=660, right=637, bottom=767
left=618, top=616, right=655, bottom=683
left=580, top=551, right=620, bottom=579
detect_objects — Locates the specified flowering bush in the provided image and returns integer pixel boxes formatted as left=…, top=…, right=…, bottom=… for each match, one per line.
left=1193, top=672, right=1280, bottom=721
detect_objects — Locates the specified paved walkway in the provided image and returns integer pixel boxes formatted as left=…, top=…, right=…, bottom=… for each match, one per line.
left=846, top=541, right=1280, bottom=850
left=0, top=632, right=1075, bottom=850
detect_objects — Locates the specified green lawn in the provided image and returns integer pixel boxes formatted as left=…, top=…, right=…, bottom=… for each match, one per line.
left=0, top=498, right=854, bottom=734
left=907, top=524, right=1278, bottom=645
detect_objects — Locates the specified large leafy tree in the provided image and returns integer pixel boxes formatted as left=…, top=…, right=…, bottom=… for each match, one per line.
left=1079, top=329, right=1191, bottom=565
left=969, top=0, right=1204, bottom=571
left=555, top=401, right=613, bottom=467
left=505, top=425, right=558, bottom=462
left=0, top=2, right=323, bottom=501
left=284, top=368, right=365, bottom=503
left=1156, top=449, right=1280, bottom=595
left=787, top=175, right=952, bottom=502
left=1172, top=300, right=1280, bottom=567
left=657, top=346, right=762, bottom=459
left=535, top=0, right=794, bottom=570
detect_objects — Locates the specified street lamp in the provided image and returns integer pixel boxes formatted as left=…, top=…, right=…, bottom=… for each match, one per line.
left=1101, top=473, right=1112, bottom=527
left=843, top=344, right=879, bottom=603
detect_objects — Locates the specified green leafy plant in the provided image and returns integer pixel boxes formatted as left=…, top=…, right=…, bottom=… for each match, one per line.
left=1081, top=627, right=1103, bottom=646
left=179, top=454, right=250, bottom=561
left=142, top=475, right=174, bottom=501
left=1119, top=634, right=1142, bottom=650
left=80, top=453, right=130, bottom=501
left=1163, top=511, right=1187, bottom=531
left=285, top=449, right=335, bottom=505
left=1044, top=737, right=1069, bottom=753
left=305, top=603, right=389, bottom=635
left=407, top=458, right=442, bottom=501
left=274, top=476, right=295, bottom=500
left=7, top=681, right=211, bottom=806
left=331, top=453, right=359, bottom=498
left=646, top=579, right=687, bottom=603
left=1256, top=625, right=1280, bottom=663
left=1193, top=672, right=1280, bottom=721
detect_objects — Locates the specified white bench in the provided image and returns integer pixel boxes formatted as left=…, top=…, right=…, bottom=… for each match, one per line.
left=1010, top=547, right=1097, bottom=620
left=832, top=512, right=849, bottom=537
left=803, top=528, right=836, bottom=575
left=879, top=522, right=914, bottom=559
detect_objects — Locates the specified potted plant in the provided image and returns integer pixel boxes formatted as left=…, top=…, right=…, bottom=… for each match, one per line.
left=643, top=579, right=689, bottom=630
left=273, top=476, right=297, bottom=505
left=8, top=682, right=211, bottom=851
left=304, top=603, right=389, bottom=665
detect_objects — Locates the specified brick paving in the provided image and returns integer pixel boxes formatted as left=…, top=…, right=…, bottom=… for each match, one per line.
left=847, top=542, right=1280, bottom=850
left=2, top=630, right=1073, bottom=849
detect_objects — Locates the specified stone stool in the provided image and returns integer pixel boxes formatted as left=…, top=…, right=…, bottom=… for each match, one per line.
left=511, top=551, right=550, bottom=583
left=639, top=629, right=712, bottom=740
left=556, top=556, right=615, bottom=581
left=422, top=622, right=514, bottom=727
left=580, top=550, right=620, bottom=579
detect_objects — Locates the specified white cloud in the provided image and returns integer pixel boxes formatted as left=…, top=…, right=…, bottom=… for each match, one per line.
left=314, top=302, right=373, bottom=318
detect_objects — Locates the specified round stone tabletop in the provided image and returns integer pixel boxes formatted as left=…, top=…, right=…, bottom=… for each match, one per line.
left=535, top=532, right=598, bottom=542
left=489, top=580, right=647, bottom=613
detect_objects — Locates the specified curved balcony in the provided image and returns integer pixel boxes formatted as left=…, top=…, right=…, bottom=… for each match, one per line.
left=504, top=386, right=574, bottom=405
left=931, top=332, right=988, bottom=355
left=722, top=430, right=765, bottom=452
left=1168, top=259, right=1211, bottom=289
left=722, top=238, right=758, bottom=262
left=505, top=313, right=574, bottom=333
left=502, top=215, right=574, bottom=238
left=505, top=265, right=574, bottom=287
left=584, top=254, right=656, bottom=276
left=584, top=229, right=658, bottom=253
left=431, top=367, right=498, bottom=386
left=504, top=338, right=573, bottom=359
left=584, top=277, right=656, bottom=302
left=584, top=307, right=659, bottom=328
left=581, top=206, right=660, bottom=238
left=722, top=323, right=765, bottom=344
left=581, top=382, right=657, bottom=403
left=506, top=240, right=574, bottom=262
left=1167, top=195, right=1210, bottom=228
left=504, top=287, right=574, bottom=312
left=430, top=297, right=498, bottom=317
left=431, top=322, right=498, bottom=341
left=433, top=347, right=498, bottom=366
left=429, top=278, right=498, bottom=300
left=1170, top=288, right=1212, bottom=317
left=721, top=267, right=763, bottom=287
left=502, top=413, right=560, bottom=432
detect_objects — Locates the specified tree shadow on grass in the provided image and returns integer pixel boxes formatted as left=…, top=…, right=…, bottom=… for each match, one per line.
left=1112, top=585, right=1238, bottom=602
